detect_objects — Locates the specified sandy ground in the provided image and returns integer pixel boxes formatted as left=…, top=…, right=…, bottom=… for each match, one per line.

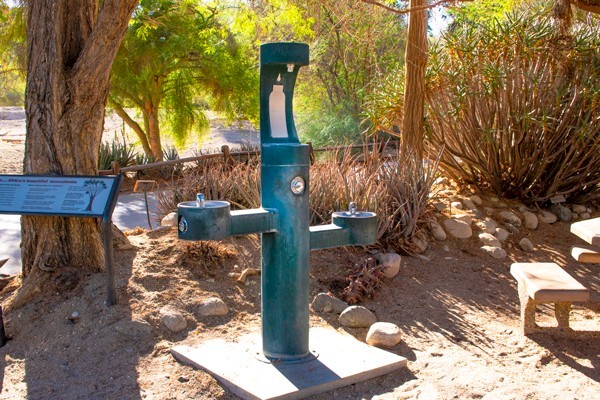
left=0, top=108, right=599, bottom=399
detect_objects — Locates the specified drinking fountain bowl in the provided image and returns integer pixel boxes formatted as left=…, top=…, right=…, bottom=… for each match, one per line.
left=332, top=207, right=377, bottom=246
left=178, top=200, right=231, bottom=241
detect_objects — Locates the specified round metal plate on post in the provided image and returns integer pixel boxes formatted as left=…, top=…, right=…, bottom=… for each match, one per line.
left=290, top=176, right=305, bottom=195
left=178, top=217, right=188, bottom=233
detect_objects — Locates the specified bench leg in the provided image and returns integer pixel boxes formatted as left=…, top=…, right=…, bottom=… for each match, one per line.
left=554, top=302, right=572, bottom=330
left=518, top=282, right=538, bottom=335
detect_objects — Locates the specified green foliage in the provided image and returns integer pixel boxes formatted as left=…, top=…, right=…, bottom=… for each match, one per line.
left=426, top=1, right=600, bottom=203
left=297, top=107, right=361, bottom=147
left=229, top=0, right=315, bottom=44
left=0, top=1, right=25, bottom=106
left=110, top=0, right=259, bottom=158
left=98, top=139, right=137, bottom=171
left=160, top=145, right=182, bottom=178
left=363, top=69, right=405, bottom=139
left=292, top=0, right=406, bottom=145
left=448, top=0, right=518, bottom=25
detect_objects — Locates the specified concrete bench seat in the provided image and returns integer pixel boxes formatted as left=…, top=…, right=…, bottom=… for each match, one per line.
left=571, top=245, right=600, bottom=264
left=510, top=262, right=590, bottom=335
left=570, top=218, right=600, bottom=246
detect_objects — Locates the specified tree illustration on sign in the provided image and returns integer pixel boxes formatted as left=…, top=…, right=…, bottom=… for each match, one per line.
left=83, top=179, right=108, bottom=212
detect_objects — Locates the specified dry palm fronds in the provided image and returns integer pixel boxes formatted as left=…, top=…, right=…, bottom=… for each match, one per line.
left=341, top=257, right=386, bottom=304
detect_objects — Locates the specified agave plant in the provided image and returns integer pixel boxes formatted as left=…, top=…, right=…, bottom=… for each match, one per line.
left=425, top=2, right=600, bottom=204
left=97, top=138, right=137, bottom=170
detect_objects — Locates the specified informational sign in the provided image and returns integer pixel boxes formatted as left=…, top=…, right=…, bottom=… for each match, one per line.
left=0, top=175, right=119, bottom=218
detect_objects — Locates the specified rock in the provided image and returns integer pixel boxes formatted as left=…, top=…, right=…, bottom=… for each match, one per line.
left=434, top=177, right=449, bottom=185
left=411, top=237, right=428, bottom=254
left=454, top=214, right=472, bottom=225
left=522, top=211, right=538, bottom=230
left=484, top=207, right=495, bottom=214
left=519, top=238, right=534, bottom=252
left=375, top=253, right=402, bottom=279
left=451, top=201, right=463, bottom=210
left=503, top=223, right=520, bottom=234
left=549, top=204, right=572, bottom=222
left=580, top=212, right=591, bottom=220
left=538, top=210, right=558, bottom=224
left=428, top=221, right=447, bottom=241
left=68, top=311, right=80, bottom=323
left=479, top=233, right=501, bottom=248
left=481, top=246, right=507, bottom=260
left=462, top=198, right=477, bottom=210
left=499, top=211, right=521, bottom=227
left=443, top=219, right=473, bottom=239
left=198, top=297, right=229, bottom=316
left=433, top=202, right=447, bottom=212
left=478, top=219, right=498, bottom=234
left=550, top=194, right=566, bottom=204
left=469, top=195, right=483, bottom=206
left=474, top=209, right=484, bottom=220
left=339, top=306, right=377, bottom=328
left=161, top=212, right=178, bottom=227
left=311, top=293, right=348, bottom=314
left=443, top=245, right=450, bottom=252
left=517, top=204, right=528, bottom=213
left=366, top=322, right=402, bottom=348
left=494, top=228, right=510, bottom=241
left=160, top=307, right=187, bottom=332
left=571, top=204, right=586, bottom=213
left=178, top=376, right=190, bottom=383
left=114, top=318, right=153, bottom=339
left=496, top=202, right=508, bottom=208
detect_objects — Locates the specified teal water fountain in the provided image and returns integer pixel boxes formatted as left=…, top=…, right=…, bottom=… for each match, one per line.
left=172, top=42, right=405, bottom=399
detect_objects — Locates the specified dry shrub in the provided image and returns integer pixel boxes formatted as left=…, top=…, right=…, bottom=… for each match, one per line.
left=426, top=2, right=600, bottom=204
left=157, top=143, right=436, bottom=253
left=310, top=143, right=438, bottom=253
left=156, top=157, right=260, bottom=218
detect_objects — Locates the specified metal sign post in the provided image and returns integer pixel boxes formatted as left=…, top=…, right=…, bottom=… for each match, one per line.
left=133, top=180, right=156, bottom=230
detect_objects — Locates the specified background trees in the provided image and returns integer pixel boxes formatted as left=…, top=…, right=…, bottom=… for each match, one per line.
left=109, top=0, right=258, bottom=161
left=292, top=0, right=406, bottom=146
left=0, top=1, right=25, bottom=105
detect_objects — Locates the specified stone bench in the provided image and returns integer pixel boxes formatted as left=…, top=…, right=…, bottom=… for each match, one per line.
left=510, top=262, right=590, bottom=335
left=570, top=218, right=600, bottom=246
left=571, top=245, right=600, bottom=264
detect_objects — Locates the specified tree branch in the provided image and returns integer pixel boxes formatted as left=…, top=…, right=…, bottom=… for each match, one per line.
left=71, top=0, right=138, bottom=93
left=359, top=0, right=470, bottom=15
left=570, top=0, right=600, bottom=14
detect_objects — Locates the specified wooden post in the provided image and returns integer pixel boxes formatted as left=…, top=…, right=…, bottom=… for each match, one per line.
left=111, top=160, right=120, bottom=175
left=308, top=142, right=315, bottom=165
left=221, top=145, right=231, bottom=165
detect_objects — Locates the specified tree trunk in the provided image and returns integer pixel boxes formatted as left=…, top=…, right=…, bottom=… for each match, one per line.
left=16, top=0, right=137, bottom=307
left=146, top=103, right=163, bottom=161
left=402, top=0, right=428, bottom=159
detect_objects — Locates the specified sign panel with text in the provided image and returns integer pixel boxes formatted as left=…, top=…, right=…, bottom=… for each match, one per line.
left=0, top=175, right=119, bottom=218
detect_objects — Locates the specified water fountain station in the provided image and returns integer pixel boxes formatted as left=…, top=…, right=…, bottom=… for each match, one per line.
left=172, top=42, right=406, bottom=399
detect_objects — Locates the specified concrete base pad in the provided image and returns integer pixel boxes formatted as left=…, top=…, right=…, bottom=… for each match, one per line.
left=171, top=327, right=407, bottom=400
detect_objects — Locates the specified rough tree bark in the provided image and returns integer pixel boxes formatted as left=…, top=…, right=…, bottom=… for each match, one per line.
left=402, top=0, right=428, bottom=159
left=15, top=0, right=138, bottom=307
